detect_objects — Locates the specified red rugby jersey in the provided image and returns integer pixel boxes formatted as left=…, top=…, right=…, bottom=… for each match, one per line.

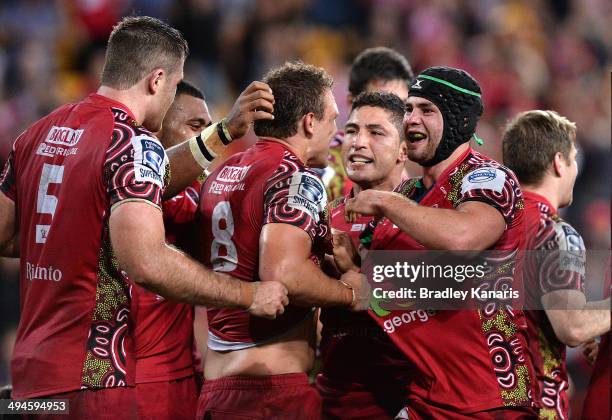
left=0, top=94, right=168, bottom=398
left=363, top=147, right=536, bottom=413
left=582, top=260, right=611, bottom=419
left=523, top=191, right=586, bottom=419
left=196, top=140, right=330, bottom=347
left=319, top=193, right=411, bottom=413
left=134, top=180, right=201, bottom=383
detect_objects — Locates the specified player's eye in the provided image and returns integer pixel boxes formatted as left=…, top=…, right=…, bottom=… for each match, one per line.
left=345, top=128, right=357, bottom=135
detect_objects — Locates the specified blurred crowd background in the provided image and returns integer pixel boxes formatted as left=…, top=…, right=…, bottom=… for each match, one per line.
left=0, top=0, right=609, bottom=416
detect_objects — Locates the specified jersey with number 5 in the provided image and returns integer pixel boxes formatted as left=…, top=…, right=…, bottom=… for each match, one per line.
left=196, top=140, right=330, bottom=349
left=0, top=93, right=169, bottom=398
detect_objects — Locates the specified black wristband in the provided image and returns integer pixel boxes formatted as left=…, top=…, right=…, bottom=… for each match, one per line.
left=196, top=134, right=215, bottom=162
left=216, top=120, right=232, bottom=145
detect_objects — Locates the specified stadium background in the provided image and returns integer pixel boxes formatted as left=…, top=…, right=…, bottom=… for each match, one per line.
left=0, top=0, right=608, bottom=416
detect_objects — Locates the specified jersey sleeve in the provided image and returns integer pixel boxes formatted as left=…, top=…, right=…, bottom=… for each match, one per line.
left=456, top=165, right=520, bottom=225
left=104, top=129, right=169, bottom=210
left=263, top=166, right=328, bottom=242
left=536, top=219, right=586, bottom=296
left=162, top=184, right=199, bottom=224
left=0, top=148, right=16, bottom=201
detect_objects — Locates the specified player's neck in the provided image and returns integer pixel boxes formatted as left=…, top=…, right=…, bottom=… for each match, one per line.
left=523, top=180, right=562, bottom=210
left=421, top=143, right=469, bottom=188
left=261, top=136, right=307, bottom=165
left=96, top=85, right=146, bottom=125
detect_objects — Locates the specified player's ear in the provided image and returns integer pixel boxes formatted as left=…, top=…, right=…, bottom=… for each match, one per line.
left=303, top=112, right=315, bottom=138
left=146, top=68, right=165, bottom=95
left=397, top=141, right=408, bottom=164
left=552, top=152, right=564, bottom=177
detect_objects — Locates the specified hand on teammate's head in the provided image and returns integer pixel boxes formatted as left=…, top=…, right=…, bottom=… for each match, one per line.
left=225, top=81, right=275, bottom=140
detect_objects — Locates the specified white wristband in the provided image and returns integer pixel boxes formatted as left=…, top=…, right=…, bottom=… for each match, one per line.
left=189, top=123, right=218, bottom=169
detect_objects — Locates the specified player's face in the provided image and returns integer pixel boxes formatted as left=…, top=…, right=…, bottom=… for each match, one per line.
left=158, top=94, right=212, bottom=149
left=342, top=106, right=405, bottom=189
left=559, top=144, right=578, bottom=208
left=404, top=96, right=443, bottom=165
left=307, top=89, right=338, bottom=168
left=365, top=78, right=409, bottom=103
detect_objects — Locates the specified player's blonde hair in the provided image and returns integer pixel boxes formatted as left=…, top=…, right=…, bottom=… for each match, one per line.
left=502, top=110, right=576, bottom=186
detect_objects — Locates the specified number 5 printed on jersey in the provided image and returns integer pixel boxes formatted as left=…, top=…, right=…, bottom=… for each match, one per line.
left=211, top=201, right=238, bottom=271
left=36, top=163, right=64, bottom=244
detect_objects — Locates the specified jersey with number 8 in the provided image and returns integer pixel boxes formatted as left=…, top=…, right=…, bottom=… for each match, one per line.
left=0, top=94, right=168, bottom=399
left=196, top=140, right=330, bottom=348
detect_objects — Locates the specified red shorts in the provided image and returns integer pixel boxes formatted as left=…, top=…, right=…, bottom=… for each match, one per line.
left=136, top=375, right=198, bottom=419
left=316, top=374, right=406, bottom=419
left=197, top=373, right=322, bottom=420
left=25, top=387, right=136, bottom=419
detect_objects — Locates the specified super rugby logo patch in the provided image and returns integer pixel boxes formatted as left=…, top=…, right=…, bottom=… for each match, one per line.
left=287, top=172, right=327, bottom=222
left=460, top=167, right=505, bottom=195
left=131, top=134, right=168, bottom=188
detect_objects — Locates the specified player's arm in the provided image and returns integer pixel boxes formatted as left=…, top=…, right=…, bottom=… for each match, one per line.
left=110, top=200, right=288, bottom=318
left=259, top=223, right=369, bottom=310
left=346, top=189, right=504, bottom=250
left=0, top=191, right=18, bottom=257
left=542, top=290, right=610, bottom=347
left=164, top=81, right=275, bottom=198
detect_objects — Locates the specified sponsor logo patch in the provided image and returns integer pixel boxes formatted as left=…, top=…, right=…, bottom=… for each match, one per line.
left=44, top=126, right=84, bottom=146
left=460, top=167, right=506, bottom=195
left=287, top=172, right=327, bottom=221
left=217, top=165, right=251, bottom=183
left=131, top=135, right=168, bottom=188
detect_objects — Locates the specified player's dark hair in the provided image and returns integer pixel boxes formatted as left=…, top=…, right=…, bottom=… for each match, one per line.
left=255, top=61, right=333, bottom=139
left=350, top=91, right=406, bottom=139
left=349, top=47, right=414, bottom=97
left=101, top=16, right=188, bottom=89
left=176, top=80, right=205, bottom=100
left=502, top=110, right=576, bottom=186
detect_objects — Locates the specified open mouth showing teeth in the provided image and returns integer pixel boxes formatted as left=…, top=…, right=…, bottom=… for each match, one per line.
left=349, top=156, right=373, bottom=164
left=408, top=132, right=427, bottom=142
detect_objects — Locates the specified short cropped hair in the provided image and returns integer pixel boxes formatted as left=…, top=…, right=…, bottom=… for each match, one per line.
left=101, top=16, right=188, bottom=89
left=502, top=110, right=577, bottom=186
left=176, top=80, right=205, bottom=100
left=349, top=47, right=414, bottom=97
left=254, top=61, right=333, bottom=139
left=350, top=91, right=406, bottom=139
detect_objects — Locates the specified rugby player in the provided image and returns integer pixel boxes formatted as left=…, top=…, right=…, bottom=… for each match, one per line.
left=134, top=80, right=212, bottom=419
left=318, top=91, right=412, bottom=419
left=0, top=16, right=287, bottom=415
left=325, top=47, right=413, bottom=201
left=346, top=66, right=538, bottom=417
left=195, top=61, right=370, bottom=419
left=502, top=110, right=611, bottom=419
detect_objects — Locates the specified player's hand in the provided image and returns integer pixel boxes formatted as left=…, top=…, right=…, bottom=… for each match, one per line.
left=247, top=281, right=289, bottom=319
left=332, top=228, right=360, bottom=273
left=345, top=190, right=385, bottom=222
left=582, top=338, right=599, bottom=365
left=340, top=271, right=371, bottom=312
left=225, top=81, right=275, bottom=139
